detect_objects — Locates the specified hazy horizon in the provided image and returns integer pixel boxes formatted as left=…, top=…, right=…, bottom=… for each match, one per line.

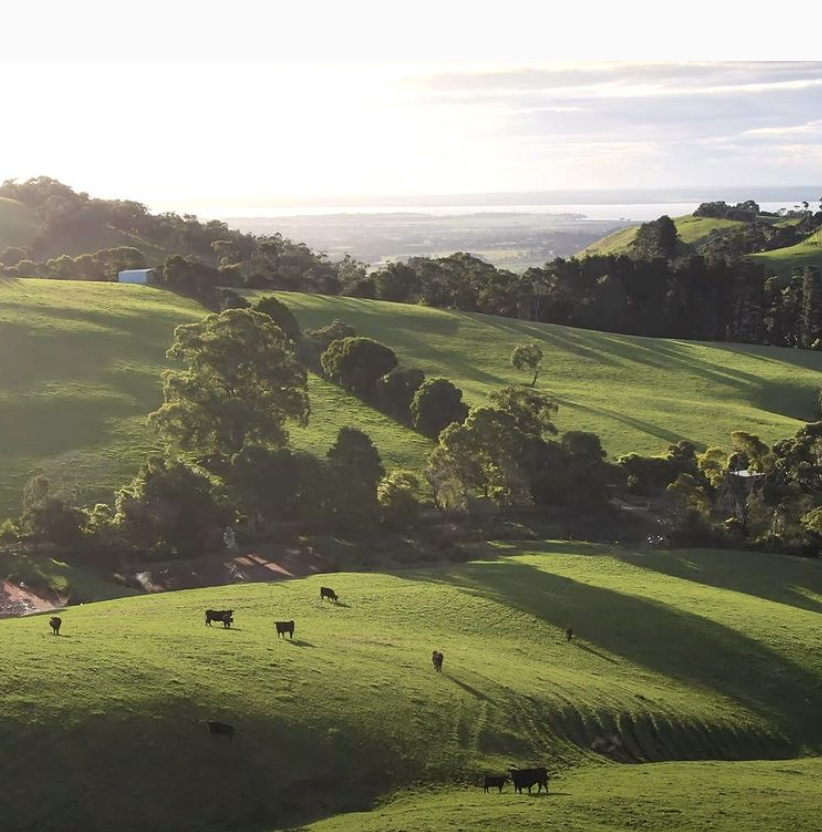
left=2, top=61, right=821, bottom=215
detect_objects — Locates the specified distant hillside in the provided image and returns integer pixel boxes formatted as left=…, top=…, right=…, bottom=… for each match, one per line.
left=0, top=176, right=247, bottom=266
left=582, top=213, right=822, bottom=277
left=751, top=227, right=822, bottom=276
left=580, top=215, right=746, bottom=256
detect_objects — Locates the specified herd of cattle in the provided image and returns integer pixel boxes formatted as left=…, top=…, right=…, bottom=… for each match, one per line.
left=47, top=584, right=552, bottom=795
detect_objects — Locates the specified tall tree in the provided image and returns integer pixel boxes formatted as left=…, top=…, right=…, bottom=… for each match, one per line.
left=149, top=308, right=309, bottom=466
left=327, top=427, right=385, bottom=528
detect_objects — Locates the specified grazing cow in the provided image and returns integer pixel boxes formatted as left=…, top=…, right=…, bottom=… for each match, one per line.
left=483, top=774, right=507, bottom=793
left=509, top=767, right=549, bottom=794
left=320, top=586, right=338, bottom=603
left=565, top=626, right=574, bottom=642
left=205, top=609, right=234, bottom=628
left=432, top=650, right=444, bottom=673
left=205, top=720, right=234, bottom=741
left=49, top=616, right=62, bottom=636
left=275, top=620, right=295, bottom=639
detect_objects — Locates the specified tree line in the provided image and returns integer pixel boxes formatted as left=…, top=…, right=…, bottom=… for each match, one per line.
left=4, top=177, right=822, bottom=350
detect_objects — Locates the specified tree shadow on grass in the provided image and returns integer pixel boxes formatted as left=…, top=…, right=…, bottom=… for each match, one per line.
left=620, top=546, right=822, bottom=616
left=486, top=540, right=822, bottom=616
left=413, top=558, right=822, bottom=748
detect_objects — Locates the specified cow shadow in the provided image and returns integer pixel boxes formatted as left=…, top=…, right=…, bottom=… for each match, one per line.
left=575, top=643, right=618, bottom=664
left=449, top=676, right=492, bottom=703
left=287, top=639, right=316, bottom=648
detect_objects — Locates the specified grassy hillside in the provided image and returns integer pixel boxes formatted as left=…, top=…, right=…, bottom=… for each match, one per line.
left=579, top=215, right=745, bottom=256
left=304, top=759, right=822, bottom=832
left=0, top=279, right=205, bottom=518
left=2, top=278, right=822, bottom=518
left=258, top=291, right=822, bottom=457
left=582, top=214, right=822, bottom=276
left=0, top=541, right=820, bottom=831
left=751, top=227, right=822, bottom=276
left=0, top=279, right=429, bottom=519
left=0, top=197, right=38, bottom=251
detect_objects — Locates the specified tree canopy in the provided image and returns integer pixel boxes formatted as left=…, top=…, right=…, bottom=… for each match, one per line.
left=149, top=308, right=309, bottom=465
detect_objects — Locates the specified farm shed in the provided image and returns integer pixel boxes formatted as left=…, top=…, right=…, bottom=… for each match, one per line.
left=117, top=268, right=155, bottom=285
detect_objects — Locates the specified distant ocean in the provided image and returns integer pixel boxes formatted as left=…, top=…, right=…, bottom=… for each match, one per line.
left=210, top=201, right=805, bottom=223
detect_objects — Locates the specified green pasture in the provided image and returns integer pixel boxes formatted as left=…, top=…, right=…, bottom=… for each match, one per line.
left=752, top=228, right=822, bottom=276
left=256, top=291, right=822, bottom=459
left=0, top=541, right=820, bottom=830
left=2, top=276, right=822, bottom=519
left=304, top=758, right=822, bottom=832
left=579, top=215, right=745, bottom=256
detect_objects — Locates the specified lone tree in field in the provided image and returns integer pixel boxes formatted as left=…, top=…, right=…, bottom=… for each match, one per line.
left=510, top=341, right=544, bottom=387
left=149, top=308, right=309, bottom=466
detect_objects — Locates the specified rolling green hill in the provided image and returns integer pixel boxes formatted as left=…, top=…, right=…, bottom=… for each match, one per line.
left=259, top=290, right=822, bottom=456
left=581, top=214, right=822, bottom=276
left=1, top=541, right=820, bottom=831
left=751, top=227, right=822, bottom=277
left=304, top=759, right=822, bottom=832
left=579, top=215, right=745, bottom=256
left=0, top=197, right=38, bottom=251
left=2, top=278, right=822, bottom=519
left=0, top=279, right=429, bottom=519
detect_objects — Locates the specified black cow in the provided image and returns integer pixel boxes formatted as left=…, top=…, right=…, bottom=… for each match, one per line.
left=205, top=720, right=234, bottom=741
left=565, top=626, right=574, bottom=642
left=509, top=767, right=549, bottom=794
left=432, top=650, right=444, bottom=673
left=205, top=609, right=234, bottom=628
left=483, top=774, right=507, bottom=793
left=49, top=616, right=62, bottom=636
left=320, top=586, right=338, bottom=603
left=275, top=620, right=295, bottom=639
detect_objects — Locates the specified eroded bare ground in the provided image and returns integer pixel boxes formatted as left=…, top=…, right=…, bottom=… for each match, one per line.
left=0, top=579, right=65, bottom=618
left=125, top=543, right=331, bottom=593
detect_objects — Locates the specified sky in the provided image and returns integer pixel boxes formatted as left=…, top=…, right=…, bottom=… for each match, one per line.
left=1, top=60, right=821, bottom=212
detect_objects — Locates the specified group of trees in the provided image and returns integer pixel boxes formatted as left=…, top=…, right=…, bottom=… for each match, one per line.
left=0, top=245, right=147, bottom=281
left=426, top=384, right=615, bottom=514
left=615, top=425, right=822, bottom=555
left=2, top=306, right=424, bottom=556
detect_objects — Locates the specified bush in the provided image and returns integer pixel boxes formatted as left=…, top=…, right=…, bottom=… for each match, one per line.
left=19, top=475, right=87, bottom=547
left=411, top=378, right=469, bottom=438
left=321, top=337, right=398, bottom=400
left=378, top=470, right=421, bottom=528
left=375, top=367, right=426, bottom=422
left=113, top=457, right=235, bottom=558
